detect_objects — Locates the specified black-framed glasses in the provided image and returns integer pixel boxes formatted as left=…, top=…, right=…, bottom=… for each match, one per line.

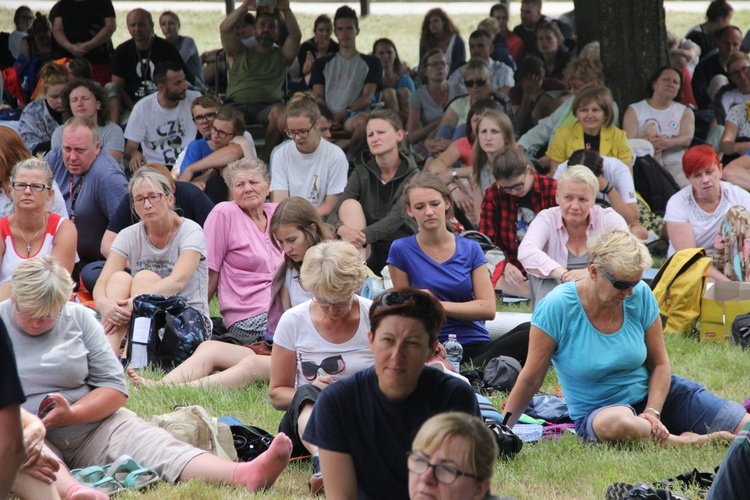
left=729, top=66, right=750, bottom=80
left=132, top=193, right=164, bottom=206
left=193, top=111, right=217, bottom=123
left=211, top=126, right=233, bottom=139
left=599, top=267, right=639, bottom=290
left=285, top=124, right=315, bottom=140
left=464, top=79, right=487, bottom=88
left=498, top=172, right=528, bottom=193
left=407, top=451, right=480, bottom=485
left=12, top=182, right=50, bottom=192
left=301, top=355, right=345, bottom=381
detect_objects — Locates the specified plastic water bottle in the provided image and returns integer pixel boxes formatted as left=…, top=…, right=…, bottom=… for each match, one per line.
left=444, top=334, right=463, bottom=373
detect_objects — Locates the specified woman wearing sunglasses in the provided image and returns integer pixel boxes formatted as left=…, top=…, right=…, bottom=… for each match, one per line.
left=269, top=240, right=372, bottom=493
left=505, top=229, right=750, bottom=445
left=303, top=288, right=480, bottom=499
left=518, top=165, right=627, bottom=310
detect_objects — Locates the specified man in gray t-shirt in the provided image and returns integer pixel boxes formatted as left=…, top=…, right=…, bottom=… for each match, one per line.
left=310, top=6, right=382, bottom=157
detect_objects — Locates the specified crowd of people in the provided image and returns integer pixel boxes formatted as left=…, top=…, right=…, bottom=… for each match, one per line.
left=3, top=0, right=750, bottom=498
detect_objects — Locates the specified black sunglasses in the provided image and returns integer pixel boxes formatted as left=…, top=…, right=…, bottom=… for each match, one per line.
left=599, top=268, right=639, bottom=290
left=375, top=290, right=433, bottom=308
left=464, top=79, right=488, bottom=88
left=301, top=355, right=345, bottom=381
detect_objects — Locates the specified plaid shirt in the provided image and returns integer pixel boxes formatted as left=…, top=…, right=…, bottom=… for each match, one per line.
left=478, top=173, right=558, bottom=271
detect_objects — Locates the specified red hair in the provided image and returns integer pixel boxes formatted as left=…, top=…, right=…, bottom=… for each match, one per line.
left=682, top=144, right=720, bottom=178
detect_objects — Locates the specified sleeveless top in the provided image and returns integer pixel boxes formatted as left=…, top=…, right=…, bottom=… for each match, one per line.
left=0, top=213, right=63, bottom=282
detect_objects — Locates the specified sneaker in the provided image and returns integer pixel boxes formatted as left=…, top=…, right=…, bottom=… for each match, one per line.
left=308, top=454, right=324, bottom=495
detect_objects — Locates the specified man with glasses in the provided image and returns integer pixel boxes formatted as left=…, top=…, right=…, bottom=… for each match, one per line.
left=270, top=94, right=348, bottom=218
left=45, top=116, right=128, bottom=283
left=124, top=60, right=200, bottom=172
left=478, top=147, right=556, bottom=298
left=447, top=29, right=514, bottom=96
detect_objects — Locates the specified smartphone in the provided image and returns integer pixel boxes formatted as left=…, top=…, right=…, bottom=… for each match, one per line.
left=38, top=394, right=58, bottom=419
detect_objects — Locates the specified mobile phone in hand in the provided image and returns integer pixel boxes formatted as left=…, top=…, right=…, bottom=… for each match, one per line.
left=38, top=394, right=58, bottom=419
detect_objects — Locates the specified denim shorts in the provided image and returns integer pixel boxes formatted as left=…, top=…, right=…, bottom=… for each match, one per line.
left=574, top=375, right=746, bottom=441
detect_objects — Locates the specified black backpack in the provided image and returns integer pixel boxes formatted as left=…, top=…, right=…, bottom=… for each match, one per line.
left=633, top=155, right=680, bottom=216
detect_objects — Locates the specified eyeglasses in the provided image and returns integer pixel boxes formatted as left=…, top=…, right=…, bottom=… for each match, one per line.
left=132, top=193, right=164, bottom=206
left=374, top=290, right=435, bottom=310
left=211, top=126, right=233, bottom=139
left=11, top=182, right=50, bottom=192
left=313, top=297, right=354, bottom=309
left=599, top=267, right=640, bottom=290
left=464, top=79, right=487, bottom=88
left=285, top=124, right=315, bottom=139
left=498, top=172, right=528, bottom=193
left=729, top=66, right=750, bottom=80
left=407, top=451, right=479, bottom=485
left=301, top=355, right=345, bottom=380
left=193, top=111, right=217, bottom=123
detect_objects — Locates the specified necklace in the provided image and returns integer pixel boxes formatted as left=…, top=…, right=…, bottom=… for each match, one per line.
left=17, top=213, right=47, bottom=257
left=147, top=217, right=177, bottom=249
left=585, top=280, right=616, bottom=333
left=421, top=234, right=452, bottom=260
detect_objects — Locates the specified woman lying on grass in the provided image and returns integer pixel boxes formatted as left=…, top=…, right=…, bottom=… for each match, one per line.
left=503, top=229, right=750, bottom=445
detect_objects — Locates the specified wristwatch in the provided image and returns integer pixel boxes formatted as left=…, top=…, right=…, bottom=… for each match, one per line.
left=452, top=168, right=458, bottom=180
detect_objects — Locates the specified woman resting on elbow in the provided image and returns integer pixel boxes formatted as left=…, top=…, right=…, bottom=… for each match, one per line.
left=504, top=230, right=749, bottom=445
left=268, top=241, right=372, bottom=494
left=665, top=145, right=750, bottom=282
left=93, top=167, right=210, bottom=356
left=518, top=165, right=627, bottom=310
left=388, top=171, right=529, bottom=366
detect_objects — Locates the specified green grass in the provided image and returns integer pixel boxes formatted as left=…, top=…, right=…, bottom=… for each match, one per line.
left=4, top=6, right=749, bottom=499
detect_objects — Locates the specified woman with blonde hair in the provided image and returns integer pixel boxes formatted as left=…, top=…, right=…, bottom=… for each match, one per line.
left=18, top=62, right=69, bottom=154
left=0, top=158, right=77, bottom=300
left=505, top=230, right=750, bottom=446
left=269, top=240, right=372, bottom=492
left=518, top=165, right=628, bottom=309
left=409, top=412, right=498, bottom=500
left=270, top=91, right=348, bottom=217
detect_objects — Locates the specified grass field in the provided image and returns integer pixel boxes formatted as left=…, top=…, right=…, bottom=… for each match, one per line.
left=3, top=5, right=750, bottom=499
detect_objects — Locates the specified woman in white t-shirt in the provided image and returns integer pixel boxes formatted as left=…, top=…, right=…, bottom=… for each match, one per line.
left=269, top=241, right=372, bottom=491
left=665, top=145, right=750, bottom=281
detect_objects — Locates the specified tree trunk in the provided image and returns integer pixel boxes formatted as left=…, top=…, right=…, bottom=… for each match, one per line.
left=574, top=0, right=670, bottom=114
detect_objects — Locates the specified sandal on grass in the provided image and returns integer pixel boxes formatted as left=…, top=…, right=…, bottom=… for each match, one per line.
left=88, top=476, right=125, bottom=496
left=105, top=455, right=161, bottom=490
left=70, top=465, right=106, bottom=486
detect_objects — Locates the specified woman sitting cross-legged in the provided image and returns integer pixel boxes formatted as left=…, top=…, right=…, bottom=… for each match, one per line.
left=5, top=256, right=292, bottom=494
left=503, top=230, right=750, bottom=445
left=269, top=240, right=372, bottom=494
left=127, top=196, right=331, bottom=389
left=93, top=167, right=210, bottom=356
left=388, top=171, right=529, bottom=366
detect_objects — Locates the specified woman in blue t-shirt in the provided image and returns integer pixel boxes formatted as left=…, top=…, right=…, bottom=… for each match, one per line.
left=387, top=171, right=529, bottom=365
left=503, top=229, right=750, bottom=445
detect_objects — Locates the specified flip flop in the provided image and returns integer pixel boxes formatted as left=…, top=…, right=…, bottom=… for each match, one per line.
left=70, top=465, right=106, bottom=486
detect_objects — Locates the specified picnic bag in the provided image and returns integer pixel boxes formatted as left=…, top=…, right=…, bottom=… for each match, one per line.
left=633, top=155, right=680, bottom=216
left=126, top=294, right=208, bottom=372
left=461, top=230, right=507, bottom=286
left=650, top=248, right=711, bottom=335
left=151, top=405, right=237, bottom=461
left=730, top=312, right=750, bottom=349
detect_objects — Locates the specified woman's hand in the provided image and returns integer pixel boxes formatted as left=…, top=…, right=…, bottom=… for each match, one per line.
left=22, top=448, right=59, bottom=484
left=312, top=375, right=335, bottom=390
left=451, top=189, right=474, bottom=218
left=336, top=225, right=367, bottom=248
left=639, top=412, right=669, bottom=443
left=522, top=74, right=543, bottom=101
left=39, top=393, right=75, bottom=429
left=22, top=414, right=46, bottom=468
left=503, top=263, right=527, bottom=287
left=99, top=298, right=132, bottom=334
left=561, top=269, right=589, bottom=282
left=425, top=137, right=452, bottom=155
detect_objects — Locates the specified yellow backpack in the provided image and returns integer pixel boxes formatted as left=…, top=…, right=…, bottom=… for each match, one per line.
left=650, top=248, right=711, bottom=336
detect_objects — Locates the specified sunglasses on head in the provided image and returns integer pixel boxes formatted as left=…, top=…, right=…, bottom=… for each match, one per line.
left=375, top=290, right=433, bottom=309
left=464, top=79, right=487, bottom=88
left=599, top=267, right=639, bottom=290
left=301, top=355, right=345, bottom=381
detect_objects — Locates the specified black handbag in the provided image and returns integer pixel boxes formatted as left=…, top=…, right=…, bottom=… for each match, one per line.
left=126, top=294, right=208, bottom=372
left=230, top=425, right=274, bottom=462
left=730, top=312, right=750, bottom=349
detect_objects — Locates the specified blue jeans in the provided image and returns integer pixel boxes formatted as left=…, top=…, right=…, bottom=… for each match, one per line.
left=707, top=421, right=750, bottom=499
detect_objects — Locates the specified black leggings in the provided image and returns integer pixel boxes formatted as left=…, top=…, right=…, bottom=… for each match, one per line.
left=461, top=322, right=530, bottom=366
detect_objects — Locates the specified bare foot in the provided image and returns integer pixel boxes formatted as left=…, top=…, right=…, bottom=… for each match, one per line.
left=233, top=433, right=293, bottom=490
left=66, top=483, right=109, bottom=499
left=669, top=431, right=736, bottom=445
left=126, top=366, right=157, bottom=388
